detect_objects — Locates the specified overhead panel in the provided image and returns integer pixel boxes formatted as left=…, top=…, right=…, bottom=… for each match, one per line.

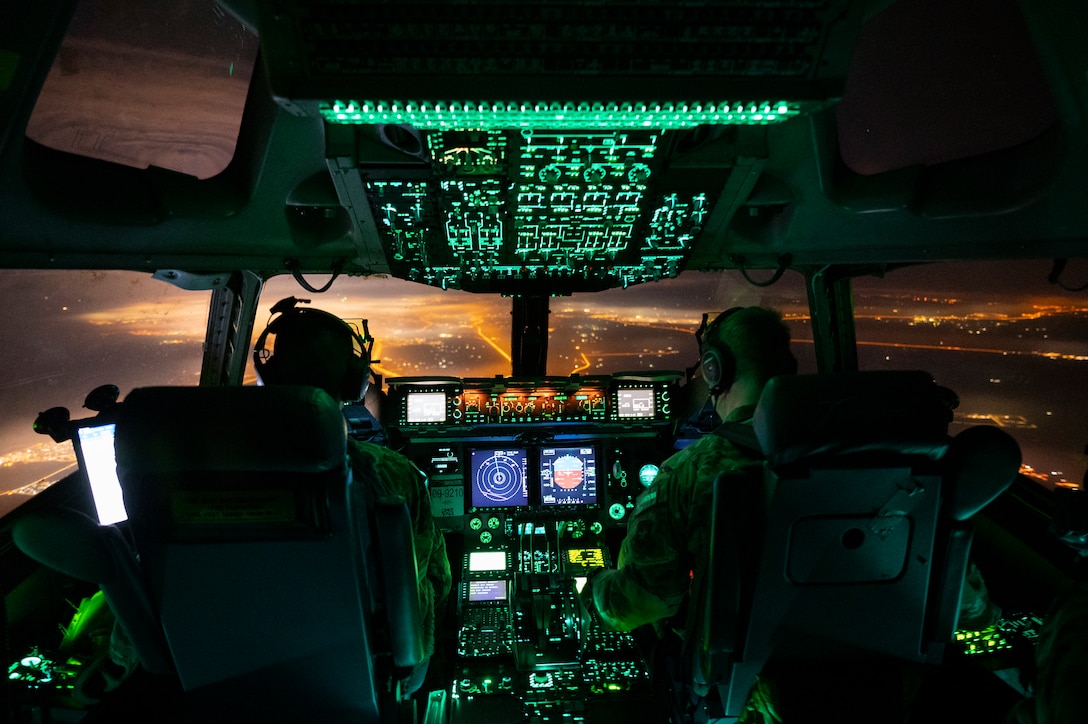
left=257, top=0, right=868, bottom=292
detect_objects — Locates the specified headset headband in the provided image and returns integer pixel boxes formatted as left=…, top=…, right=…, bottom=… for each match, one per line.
left=253, top=297, right=374, bottom=401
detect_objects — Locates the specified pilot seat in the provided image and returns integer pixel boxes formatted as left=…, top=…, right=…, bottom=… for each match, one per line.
left=16, top=384, right=424, bottom=723
left=684, top=370, right=1021, bottom=723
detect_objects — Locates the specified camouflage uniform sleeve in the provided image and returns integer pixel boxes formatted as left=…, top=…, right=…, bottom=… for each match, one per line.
left=354, top=441, right=453, bottom=658
left=368, top=445, right=453, bottom=604
left=413, top=467, right=453, bottom=604
left=590, top=447, right=698, bottom=633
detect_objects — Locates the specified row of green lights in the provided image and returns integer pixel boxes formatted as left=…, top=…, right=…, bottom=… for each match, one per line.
left=322, top=100, right=798, bottom=129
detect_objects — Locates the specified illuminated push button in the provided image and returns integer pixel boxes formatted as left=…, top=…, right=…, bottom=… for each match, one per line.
left=608, top=503, right=626, bottom=521
left=531, top=672, right=554, bottom=688
left=469, top=517, right=483, bottom=531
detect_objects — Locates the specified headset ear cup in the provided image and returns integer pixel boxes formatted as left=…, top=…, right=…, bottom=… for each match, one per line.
left=252, top=325, right=277, bottom=386
left=701, top=349, right=722, bottom=390
left=256, top=355, right=278, bottom=386
left=701, top=345, right=736, bottom=393
left=342, top=354, right=370, bottom=401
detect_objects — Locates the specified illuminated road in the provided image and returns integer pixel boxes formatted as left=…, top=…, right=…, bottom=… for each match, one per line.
left=476, top=326, right=512, bottom=363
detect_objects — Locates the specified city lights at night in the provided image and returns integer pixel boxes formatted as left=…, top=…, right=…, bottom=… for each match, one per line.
left=2, top=260, right=1086, bottom=518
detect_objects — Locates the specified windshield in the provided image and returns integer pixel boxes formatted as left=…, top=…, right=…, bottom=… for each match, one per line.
left=2, top=261, right=1083, bottom=520
left=255, top=270, right=816, bottom=381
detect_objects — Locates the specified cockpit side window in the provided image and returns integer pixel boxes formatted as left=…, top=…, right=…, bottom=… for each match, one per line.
left=0, top=270, right=209, bottom=517
left=852, top=259, right=1088, bottom=490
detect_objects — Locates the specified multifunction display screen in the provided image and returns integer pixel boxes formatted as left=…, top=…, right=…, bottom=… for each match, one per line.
left=470, top=448, right=529, bottom=508
left=539, top=445, right=597, bottom=506
left=616, top=388, right=655, bottom=418
left=406, top=391, right=447, bottom=423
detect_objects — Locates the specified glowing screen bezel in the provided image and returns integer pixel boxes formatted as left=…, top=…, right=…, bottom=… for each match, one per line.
left=469, top=448, right=529, bottom=508
left=406, top=391, right=447, bottom=423
left=539, top=445, right=598, bottom=506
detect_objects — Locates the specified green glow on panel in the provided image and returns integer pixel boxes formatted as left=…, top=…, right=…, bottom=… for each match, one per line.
left=321, top=100, right=801, bottom=129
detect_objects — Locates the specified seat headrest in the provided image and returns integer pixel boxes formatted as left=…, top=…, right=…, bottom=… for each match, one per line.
left=116, top=385, right=347, bottom=475
left=944, top=424, right=1021, bottom=521
left=752, top=371, right=955, bottom=467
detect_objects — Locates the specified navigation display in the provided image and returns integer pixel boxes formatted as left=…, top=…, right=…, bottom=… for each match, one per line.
left=468, top=550, right=508, bottom=572
left=616, top=388, right=655, bottom=418
left=406, top=391, right=447, bottom=423
left=469, top=448, right=529, bottom=508
left=539, top=445, right=597, bottom=506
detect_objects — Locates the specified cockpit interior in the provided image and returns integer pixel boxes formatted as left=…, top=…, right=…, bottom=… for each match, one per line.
left=1, top=0, right=1087, bottom=722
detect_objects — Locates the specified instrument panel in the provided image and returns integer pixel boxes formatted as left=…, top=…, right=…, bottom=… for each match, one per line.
left=379, top=373, right=685, bottom=721
left=383, top=372, right=684, bottom=536
left=386, top=372, right=680, bottom=428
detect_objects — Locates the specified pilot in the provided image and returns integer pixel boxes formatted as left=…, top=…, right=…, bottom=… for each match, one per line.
left=584, top=306, right=796, bottom=636
left=584, top=306, right=1005, bottom=722
left=580, top=306, right=798, bottom=721
left=253, top=297, right=452, bottom=696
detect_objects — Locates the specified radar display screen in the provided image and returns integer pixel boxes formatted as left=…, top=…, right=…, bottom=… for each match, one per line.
left=617, top=388, right=655, bottom=418
left=469, top=448, right=529, bottom=508
left=539, top=446, right=597, bottom=506
left=406, top=391, right=447, bottom=423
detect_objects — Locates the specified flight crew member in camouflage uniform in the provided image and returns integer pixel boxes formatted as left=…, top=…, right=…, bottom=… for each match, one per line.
left=253, top=298, right=452, bottom=696
left=585, top=306, right=1007, bottom=722
left=584, top=306, right=796, bottom=636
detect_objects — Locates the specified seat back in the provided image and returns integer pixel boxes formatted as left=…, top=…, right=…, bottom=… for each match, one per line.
left=113, top=384, right=412, bottom=722
left=691, top=371, right=1019, bottom=720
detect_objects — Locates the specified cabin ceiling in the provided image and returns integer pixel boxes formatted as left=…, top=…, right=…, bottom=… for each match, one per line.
left=1, top=0, right=1087, bottom=292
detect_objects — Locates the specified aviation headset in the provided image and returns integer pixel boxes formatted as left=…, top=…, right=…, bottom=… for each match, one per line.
left=695, top=306, right=799, bottom=396
left=252, top=296, right=374, bottom=401
left=695, top=306, right=743, bottom=395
